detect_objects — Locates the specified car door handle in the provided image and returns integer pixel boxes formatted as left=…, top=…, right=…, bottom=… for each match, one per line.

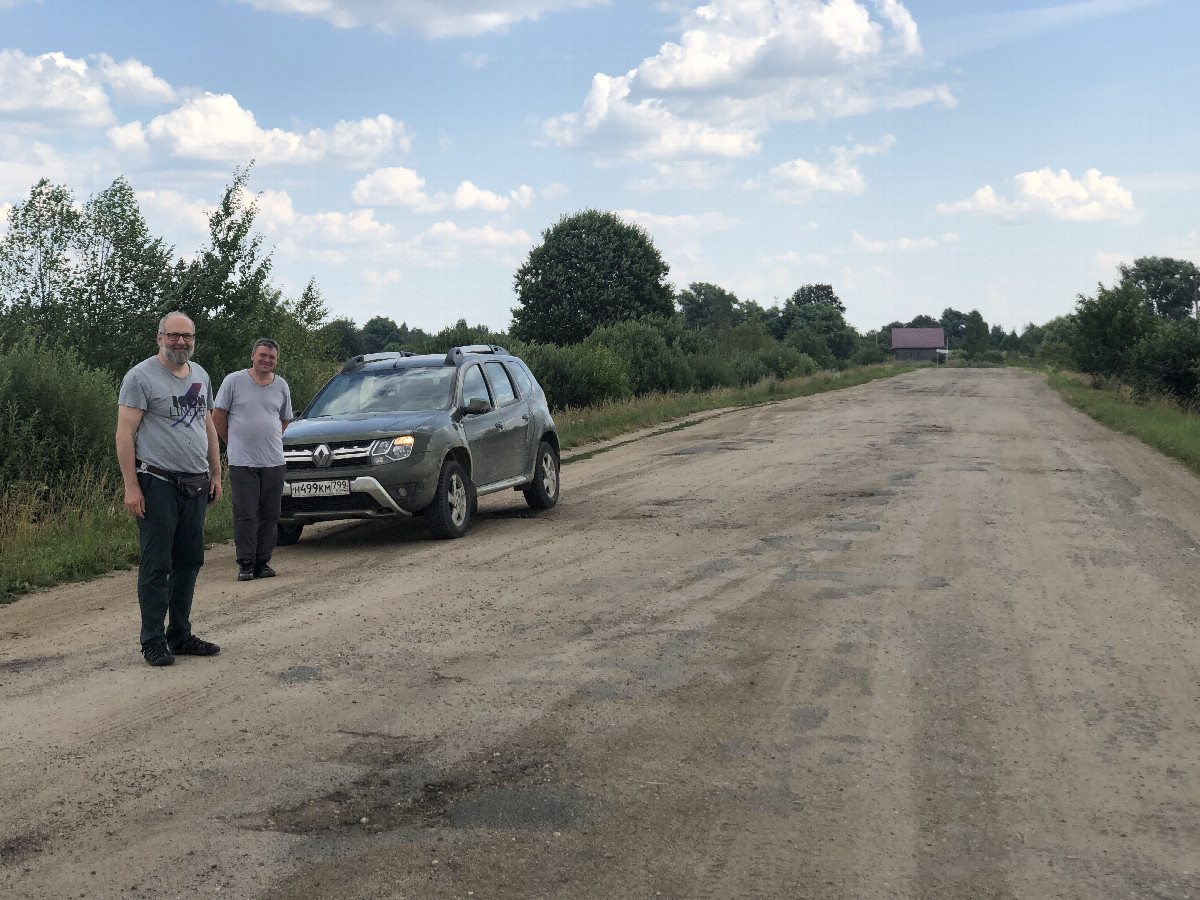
left=495, top=422, right=505, bottom=430
left=522, top=414, right=531, bottom=421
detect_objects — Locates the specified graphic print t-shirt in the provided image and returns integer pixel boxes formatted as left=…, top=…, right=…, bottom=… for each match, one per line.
left=118, top=357, right=213, bottom=475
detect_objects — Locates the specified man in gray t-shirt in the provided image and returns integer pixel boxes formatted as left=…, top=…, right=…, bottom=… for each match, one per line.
left=116, top=311, right=223, bottom=667
left=213, top=338, right=295, bottom=582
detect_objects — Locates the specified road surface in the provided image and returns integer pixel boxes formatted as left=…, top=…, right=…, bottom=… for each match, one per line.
left=3, top=367, right=1200, bottom=899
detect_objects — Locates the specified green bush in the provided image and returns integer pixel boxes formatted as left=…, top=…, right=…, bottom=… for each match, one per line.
left=584, top=318, right=695, bottom=395
left=691, top=352, right=738, bottom=390
left=1035, top=340, right=1075, bottom=370
left=753, top=344, right=817, bottom=379
left=850, top=345, right=890, bottom=366
left=516, top=341, right=632, bottom=410
left=1128, top=319, right=1200, bottom=401
left=730, top=351, right=769, bottom=386
left=0, top=334, right=119, bottom=485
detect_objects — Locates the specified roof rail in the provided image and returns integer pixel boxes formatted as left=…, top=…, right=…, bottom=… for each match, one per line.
left=444, top=344, right=508, bottom=365
left=340, top=351, right=413, bottom=373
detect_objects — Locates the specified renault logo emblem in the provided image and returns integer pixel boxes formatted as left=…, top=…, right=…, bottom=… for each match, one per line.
left=312, top=444, right=332, bottom=468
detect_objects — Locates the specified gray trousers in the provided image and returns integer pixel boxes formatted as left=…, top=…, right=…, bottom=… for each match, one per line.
left=230, top=464, right=286, bottom=565
left=137, top=472, right=207, bottom=647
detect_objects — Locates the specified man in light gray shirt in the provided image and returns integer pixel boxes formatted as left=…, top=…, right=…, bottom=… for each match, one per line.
left=213, top=338, right=295, bottom=581
left=116, top=311, right=223, bottom=667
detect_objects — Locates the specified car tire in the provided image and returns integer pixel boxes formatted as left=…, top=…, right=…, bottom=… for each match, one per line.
left=522, top=441, right=560, bottom=510
left=425, top=459, right=474, bottom=539
left=276, top=522, right=304, bottom=545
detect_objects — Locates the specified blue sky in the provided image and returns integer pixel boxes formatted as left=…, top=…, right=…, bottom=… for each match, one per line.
left=1, top=0, right=1195, bottom=336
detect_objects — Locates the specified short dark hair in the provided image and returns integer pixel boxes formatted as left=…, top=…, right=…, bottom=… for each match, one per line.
left=253, top=338, right=280, bottom=353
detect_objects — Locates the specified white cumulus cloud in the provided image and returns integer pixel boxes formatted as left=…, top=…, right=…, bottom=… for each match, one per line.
left=95, top=54, right=177, bottom=104
left=0, top=50, right=114, bottom=127
left=125, top=94, right=409, bottom=165
left=938, top=167, right=1135, bottom=221
left=769, top=134, right=895, bottom=200
left=353, top=167, right=534, bottom=213
left=231, top=0, right=606, bottom=38
left=545, top=0, right=948, bottom=163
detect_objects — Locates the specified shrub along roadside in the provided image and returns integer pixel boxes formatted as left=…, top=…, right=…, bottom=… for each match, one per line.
left=1, top=362, right=916, bottom=603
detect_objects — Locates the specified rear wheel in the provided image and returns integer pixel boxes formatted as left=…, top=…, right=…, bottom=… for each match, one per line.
left=522, top=441, right=560, bottom=510
left=425, top=460, right=474, bottom=539
left=276, top=522, right=304, bottom=545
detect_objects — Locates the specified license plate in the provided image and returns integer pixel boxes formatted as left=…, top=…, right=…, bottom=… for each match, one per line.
left=290, top=479, right=350, bottom=498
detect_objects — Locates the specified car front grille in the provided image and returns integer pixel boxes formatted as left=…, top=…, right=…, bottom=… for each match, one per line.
left=284, top=442, right=373, bottom=469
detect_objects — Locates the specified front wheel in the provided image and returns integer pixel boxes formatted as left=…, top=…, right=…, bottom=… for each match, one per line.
left=522, top=441, right=560, bottom=510
left=276, top=522, right=304, bottom=545
left=425, top=460, right=474, bottom=539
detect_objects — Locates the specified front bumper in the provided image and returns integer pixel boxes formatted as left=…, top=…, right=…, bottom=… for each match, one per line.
left=280, top=475, right=419, bottom=523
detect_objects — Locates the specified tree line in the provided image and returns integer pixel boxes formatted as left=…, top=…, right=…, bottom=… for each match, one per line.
left=3, top=171, right=1198, bottom=493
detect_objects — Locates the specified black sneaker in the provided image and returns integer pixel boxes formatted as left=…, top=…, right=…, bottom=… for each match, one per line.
left=254, top=563, right=276, bottom=578
left=169, top=634, right=221, bottom=656
left=237, top=561, right=255, bottom=581
left=142, top=640, right=175, bottom=667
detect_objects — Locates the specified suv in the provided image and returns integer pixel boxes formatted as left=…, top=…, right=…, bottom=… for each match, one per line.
left=277, top=345, right=559, bottom=544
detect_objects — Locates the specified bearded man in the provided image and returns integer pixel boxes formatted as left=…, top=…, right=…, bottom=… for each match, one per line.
left=115, top=311, right=223, bottom=667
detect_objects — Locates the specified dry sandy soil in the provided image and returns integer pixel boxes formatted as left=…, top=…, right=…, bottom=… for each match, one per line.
left=3, top=367, right=1200, bottom=900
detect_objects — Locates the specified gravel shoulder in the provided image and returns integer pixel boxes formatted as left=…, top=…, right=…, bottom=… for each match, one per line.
left=3, top=367, right=1200, bottom=900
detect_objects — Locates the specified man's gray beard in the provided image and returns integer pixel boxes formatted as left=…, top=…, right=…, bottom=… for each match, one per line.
left=164, top=346, right=192, bottom=366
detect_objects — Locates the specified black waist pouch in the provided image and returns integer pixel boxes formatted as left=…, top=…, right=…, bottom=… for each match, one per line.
left=172, top=473, right=211, bottom=498
left=139, top=461, right=209, bottom=498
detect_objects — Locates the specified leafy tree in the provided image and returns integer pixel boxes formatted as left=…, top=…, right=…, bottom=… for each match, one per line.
left=317, top=317, right=363, bottom=360
left=511, top=209, right=674, bottom=345
left=940, top=308, right=969, bottom=348
left=989, top=324, right=1006, bottom=349
left=1072, top=281, right=1153, bottom=380
left=737, top=298, right=780, bottom=333
left=0, top=179, right=82, bottom=338
left=1117, top=257, right=1199, bottom=320
left=962, top=310, right=989, bottom=356
left=360, top=316, right=404, bottom=352
left=76, top=177, right=173, bottom=373
left=788, top=283, right=845, bottom=313
left=677, top=281, right=741, bottom=331
left=777, top=294, right=859, bottom=362
left=1128, top=318, right=1200, bottom=400
left=168, top=165, right=279, bottom=380
left=907, top=314, right=940, bottom=329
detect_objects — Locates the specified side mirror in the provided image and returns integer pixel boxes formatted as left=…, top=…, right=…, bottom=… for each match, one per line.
left=463, top=397, right=492, bottom=415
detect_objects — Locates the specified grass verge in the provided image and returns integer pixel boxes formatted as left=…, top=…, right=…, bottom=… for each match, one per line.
left=1, top=362, right=920, bottom=604
left=1046, top=371, right=1200, bottom=477
left=557, top=363, right=922, bottom=457
left=1, top=473, right=234, bottom=604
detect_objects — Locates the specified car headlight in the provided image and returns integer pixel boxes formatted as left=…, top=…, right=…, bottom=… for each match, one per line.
left=369, top=435, right=415, bottom=464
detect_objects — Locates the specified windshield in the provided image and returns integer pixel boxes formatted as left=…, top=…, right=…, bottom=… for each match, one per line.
left=305, top=366, right=456, bottom=418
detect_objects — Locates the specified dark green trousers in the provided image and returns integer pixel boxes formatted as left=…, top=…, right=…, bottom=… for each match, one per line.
left=136, top=472, right=208, bottom=647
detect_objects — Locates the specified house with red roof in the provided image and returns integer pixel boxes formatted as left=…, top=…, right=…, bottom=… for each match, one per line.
left=889, top=327, right=946, bottom=361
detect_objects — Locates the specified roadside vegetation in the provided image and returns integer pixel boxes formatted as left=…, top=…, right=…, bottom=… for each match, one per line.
left=1045, top=372, right=1200, bottom=477
left=2, top=167, right=1198, bottom=602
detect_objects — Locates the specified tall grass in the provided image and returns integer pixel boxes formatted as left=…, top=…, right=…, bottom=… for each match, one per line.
left=1, top=472, right=234, bottom=603
left=1046, top=371, right=1200, bottom=476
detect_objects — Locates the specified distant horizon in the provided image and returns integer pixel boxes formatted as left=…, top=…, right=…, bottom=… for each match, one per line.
left=1, top=0, right=1195, bottom=336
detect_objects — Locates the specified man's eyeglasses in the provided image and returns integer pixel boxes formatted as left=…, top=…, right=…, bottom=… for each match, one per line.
left=161, top=332, right=196, bottom=342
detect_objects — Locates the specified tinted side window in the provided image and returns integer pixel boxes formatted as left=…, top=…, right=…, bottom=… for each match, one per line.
left=510, top=360, right=534, bottom=396
left=461, top=365, right=490, bottom=406
left=483, top=361, right=517, bottom=406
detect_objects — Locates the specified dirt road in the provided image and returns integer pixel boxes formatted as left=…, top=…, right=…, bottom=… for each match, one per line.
left=4, top=367, right=1200, bottom=899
